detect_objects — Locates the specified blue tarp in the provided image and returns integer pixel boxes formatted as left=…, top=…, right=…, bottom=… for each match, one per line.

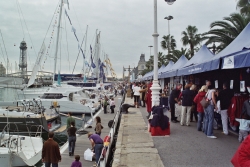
left=147, top=65, right=166, bottom=79
left=142, top=71, right=153, bottom=81
left=159, top=61, right=174, bottom=78
left=161, top=55, right=188, bottom=78
left=221, top=48, right=250, bottom=69
left=177, top=45, right=214, bottom=76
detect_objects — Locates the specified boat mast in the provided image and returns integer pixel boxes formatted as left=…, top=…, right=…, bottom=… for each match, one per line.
left=83, top=25, right=88, bottom=81
left=53, top=0, right=63, bottom=84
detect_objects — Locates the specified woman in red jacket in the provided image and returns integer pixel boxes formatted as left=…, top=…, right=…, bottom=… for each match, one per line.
left=193, top=85, right=208, bottom=131
left=231, top=135, right=250, bottom=166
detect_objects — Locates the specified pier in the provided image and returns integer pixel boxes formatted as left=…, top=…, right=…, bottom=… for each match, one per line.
left=59, top=96, right=122, bottom=167
left=57, top=95, right=240, bottom=167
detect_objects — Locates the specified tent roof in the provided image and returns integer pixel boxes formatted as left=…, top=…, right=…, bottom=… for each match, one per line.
left=162, top=56, right=188, bottom=78
left=177, top=45, right=215, bottom=76
left=183, top=45, right=214, bottom=67
left=214, top=22, right=250, bottom=59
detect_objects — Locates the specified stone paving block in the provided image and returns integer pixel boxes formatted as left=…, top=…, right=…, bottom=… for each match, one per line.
left=120, top=152, right=164, bottom=167
left=124, top=142, right=154, bottom=148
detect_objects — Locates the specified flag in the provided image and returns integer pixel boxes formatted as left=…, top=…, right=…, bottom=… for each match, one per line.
left=65, top=10, right=72, bottom=25
left=98, top=58, right=101, bottom=67
left=72, top=26, right=76, bottom=33
left=78, top=44, right=85, bottom=59
left=85, top=60, right=89, bottom=66
left=90, top=45, right=96, bottom=68
left=71, top=26, right=79, bottom=41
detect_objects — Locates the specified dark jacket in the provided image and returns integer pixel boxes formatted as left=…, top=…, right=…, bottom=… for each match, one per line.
left=169, top=89, right=181, bottom=104
left=217, top=88, right=234, bottom=110
left=181, top=89, right=195, bottom=106
left=42, top=138, right=61, bottom=163
left=67, top=126, right=77, bottom=136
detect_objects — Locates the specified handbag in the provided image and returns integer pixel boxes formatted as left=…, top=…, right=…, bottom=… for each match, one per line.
left=200, top=90, right=210, bottom=108
left=200, top=97, right=210, bottom=108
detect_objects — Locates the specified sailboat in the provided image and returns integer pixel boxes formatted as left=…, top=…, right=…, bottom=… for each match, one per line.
left=0, top=98, right=61, bottom=133
left=0, top=123, right=43, bottom=167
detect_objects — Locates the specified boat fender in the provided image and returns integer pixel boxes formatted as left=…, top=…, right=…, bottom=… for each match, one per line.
left=103, top=136, right=110, bottom=146
left=108, top=120, right=114, bottom=128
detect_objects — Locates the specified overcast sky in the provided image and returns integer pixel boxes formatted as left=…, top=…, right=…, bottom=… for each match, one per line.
left=0, top=0, right=238, bottom=78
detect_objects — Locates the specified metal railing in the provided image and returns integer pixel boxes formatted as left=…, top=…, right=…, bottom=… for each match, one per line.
left=100, top=92, right=125, bottom=167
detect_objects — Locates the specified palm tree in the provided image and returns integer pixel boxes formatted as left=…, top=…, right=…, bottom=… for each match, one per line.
left=236, top=0, right=250, bottom=16
left=161, top=35, right=177, bottom=54
left=145, top=56, right=154, bottom=70
left=181, top=25, right=204, bottom=58
left=158, top=52, right=166, bottom=67
left=203, top=13, right=250, bottom=52
left=165, top=48, right=189, bottom=63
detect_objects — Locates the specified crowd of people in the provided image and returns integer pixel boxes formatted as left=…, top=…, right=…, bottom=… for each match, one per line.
left=168, top=80, right=237, bottom=139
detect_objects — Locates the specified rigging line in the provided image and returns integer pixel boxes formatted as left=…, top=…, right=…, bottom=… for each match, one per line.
left=42, top=1, right=60, bottom=50
left=16, top=0, right=37, bottom=57
left=63, top=11, right=70, bottom=72
left=15, top=0, right=25, bottom=39
left=0, top=30, right=9, bottom=70
left=86, top=32, right=97, bottom=75
left=70, top=2, right=85, bottom=38
left=72, top=34, right=85, bottom=74
left=0, top=43, right=6, bottom=64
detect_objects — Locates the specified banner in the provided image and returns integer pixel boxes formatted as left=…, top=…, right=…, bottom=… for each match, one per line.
left=223, top=56, right=234, bottom=69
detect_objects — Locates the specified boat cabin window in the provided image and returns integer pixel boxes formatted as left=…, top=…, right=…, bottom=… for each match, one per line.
left=41, top=93, right=63, bottom=99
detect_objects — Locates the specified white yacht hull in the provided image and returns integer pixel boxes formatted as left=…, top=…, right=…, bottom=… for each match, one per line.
left=0, top=134, right=43, bottom=166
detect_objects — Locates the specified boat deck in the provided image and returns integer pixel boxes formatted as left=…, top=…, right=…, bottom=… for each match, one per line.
left=59, top=97, right=120, bottom=167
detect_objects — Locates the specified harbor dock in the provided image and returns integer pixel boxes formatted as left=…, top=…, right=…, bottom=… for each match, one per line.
left=58, top=96, right=240, bottom=167
left=59, top=97, right=121, bottom=167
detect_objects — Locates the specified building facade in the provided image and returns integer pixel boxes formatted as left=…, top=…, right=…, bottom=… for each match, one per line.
left=137, top=54, right=146, bottom=75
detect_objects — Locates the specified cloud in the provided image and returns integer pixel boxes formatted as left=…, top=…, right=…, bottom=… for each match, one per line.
left=0, top=0, right=238, bottom=78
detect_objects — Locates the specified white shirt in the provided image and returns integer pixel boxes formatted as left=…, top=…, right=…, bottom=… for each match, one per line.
left=110, top=100, right=115, bottom=106
left=235, top=118, right=250, bottom=131
left=206, top=89, right=215, bottom=105
left=133, top=86, right=141, bottom=96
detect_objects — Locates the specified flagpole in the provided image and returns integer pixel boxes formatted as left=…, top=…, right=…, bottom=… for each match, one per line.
left=53, top=0, right=63, bottom=84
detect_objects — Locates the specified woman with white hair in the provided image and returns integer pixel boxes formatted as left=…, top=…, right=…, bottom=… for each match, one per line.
left=193, top=85, right=208, bottom=131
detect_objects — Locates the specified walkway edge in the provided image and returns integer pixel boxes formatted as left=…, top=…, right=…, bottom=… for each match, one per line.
left=112, top=97, right=164, bottom=167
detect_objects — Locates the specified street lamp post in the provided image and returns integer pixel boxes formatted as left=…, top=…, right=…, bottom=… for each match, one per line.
left=151, top=0, right=176, bottom=107
left=164, top=15, right=173, bottom=55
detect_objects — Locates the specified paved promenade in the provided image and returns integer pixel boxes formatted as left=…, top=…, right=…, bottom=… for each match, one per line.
left=113, top=97, right=240, bottom=167
left=112, top=97, right=164, bottom=167
left=146, top=105, right=240, bottom=167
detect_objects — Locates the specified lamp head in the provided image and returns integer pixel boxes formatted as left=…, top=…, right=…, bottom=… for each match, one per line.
left=164, top=15, right=174, bottom=20
left=165, top=0, right=176, bottom=5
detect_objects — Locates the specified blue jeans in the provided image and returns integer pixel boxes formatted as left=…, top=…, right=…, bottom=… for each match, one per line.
left=197, top=112, right=204, bottom=131
left=68, top=136, right=76, bottom=154
left=204, top=105, right=214, bottom=136
left=45, top=162, right=58, bottom=167
left=95, top=144, right=103, bottom=165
